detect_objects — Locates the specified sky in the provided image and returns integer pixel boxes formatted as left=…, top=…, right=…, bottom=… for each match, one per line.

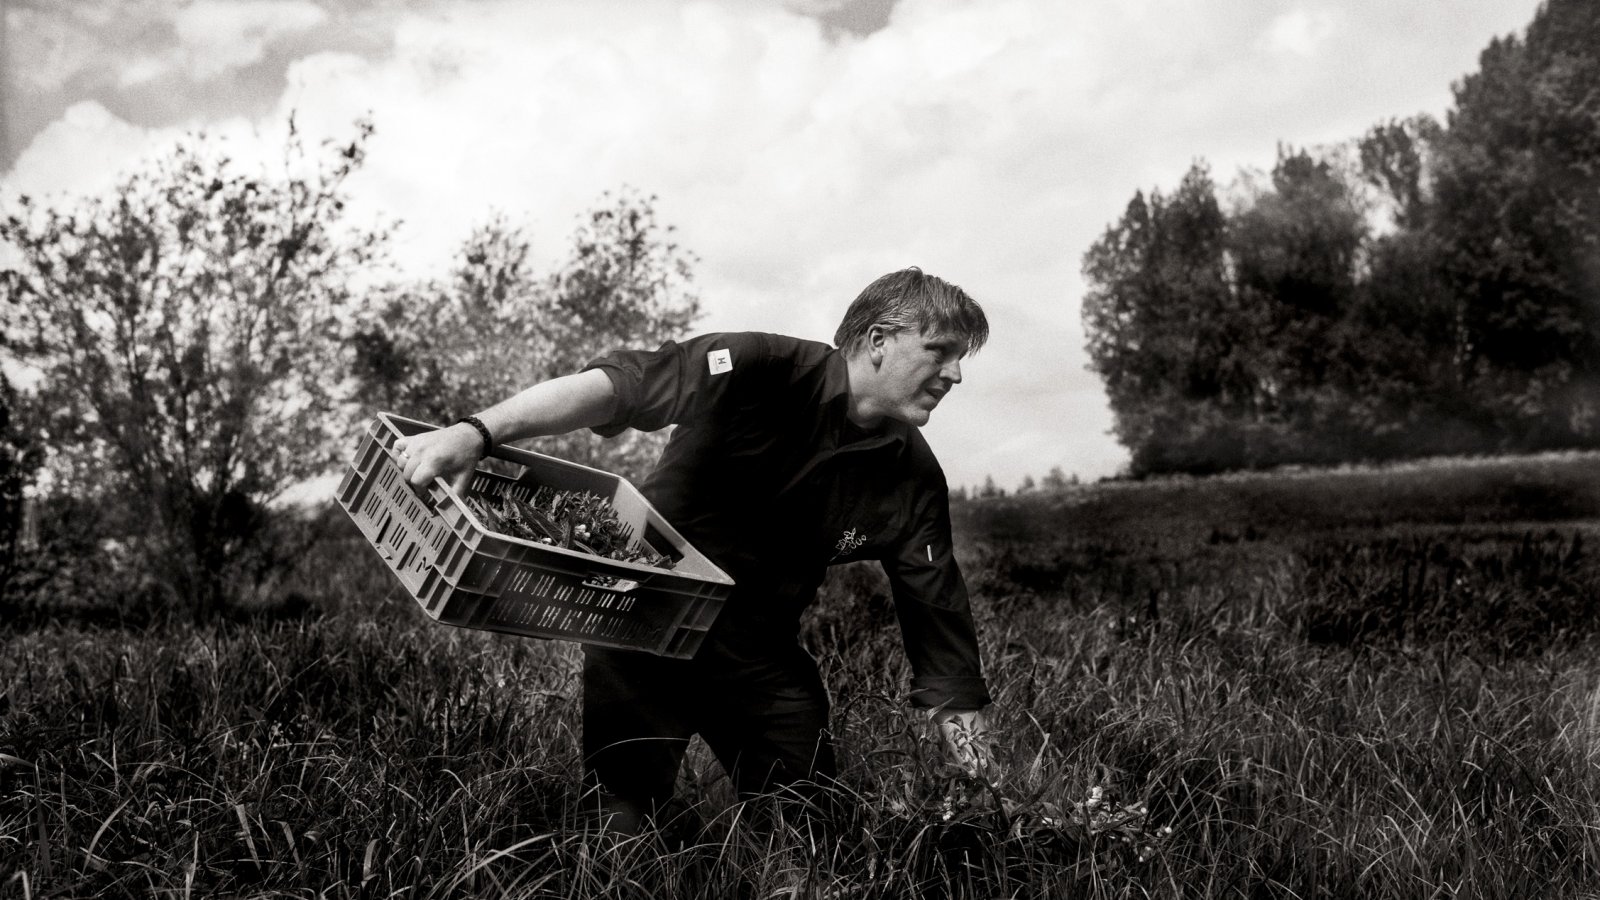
left=1, top=0, right=1548, bottom=492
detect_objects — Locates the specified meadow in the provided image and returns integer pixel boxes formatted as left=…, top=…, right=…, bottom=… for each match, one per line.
left=6, top=452, right=1600, bottom=898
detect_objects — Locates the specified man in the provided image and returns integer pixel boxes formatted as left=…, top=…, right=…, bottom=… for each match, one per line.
left=395, top=267, right=995, bottom=831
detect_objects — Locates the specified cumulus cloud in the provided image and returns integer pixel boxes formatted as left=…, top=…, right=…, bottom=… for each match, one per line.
left=169, top=0, right=330, bottom=81
left=1263, top=7, right=1338, bottom=58
left=2, top=1, right=400, bottom=168
left=3, top=0, right=1548, bottom=486
left=7, top=101, right=174, bottom=199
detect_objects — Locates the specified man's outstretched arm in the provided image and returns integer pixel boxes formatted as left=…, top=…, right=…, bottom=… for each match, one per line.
left=392, top=368, right=619, bottom=495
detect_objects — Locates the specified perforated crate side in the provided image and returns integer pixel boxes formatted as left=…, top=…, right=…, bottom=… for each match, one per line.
left=419, top=499, right=727, bottom=658
left=407, top=569, right=720, bottom=659
left=337, top=427, right=455, bottom=600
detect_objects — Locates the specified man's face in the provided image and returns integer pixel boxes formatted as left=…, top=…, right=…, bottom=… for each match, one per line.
left=869, top=326, right=966, bottom=427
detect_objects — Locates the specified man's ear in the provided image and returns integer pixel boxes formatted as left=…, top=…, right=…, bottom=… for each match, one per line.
left=866, top=324, right=890, bottom=365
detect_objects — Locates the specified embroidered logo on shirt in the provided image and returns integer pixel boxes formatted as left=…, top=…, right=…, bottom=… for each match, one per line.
left=831, top=527, right=867, bottom=561
left=707, top=348, right=733, bottom=375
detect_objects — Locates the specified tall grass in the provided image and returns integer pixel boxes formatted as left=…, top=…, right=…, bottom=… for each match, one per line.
left=6, top=453, right=1600, bottom=898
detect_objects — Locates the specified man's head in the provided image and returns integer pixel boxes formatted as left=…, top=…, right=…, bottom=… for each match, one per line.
left=835, top=268, right=989, bottom=428
left=833, top=268, right=989, bottom=359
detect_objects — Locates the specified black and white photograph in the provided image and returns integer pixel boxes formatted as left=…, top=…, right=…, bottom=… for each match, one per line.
left=2, top=0, right=1596, bottom=896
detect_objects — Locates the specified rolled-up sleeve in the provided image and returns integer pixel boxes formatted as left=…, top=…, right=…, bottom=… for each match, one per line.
left=582, top=332, right=764, bottom=436
left=883, top=481, right=992, bottom=710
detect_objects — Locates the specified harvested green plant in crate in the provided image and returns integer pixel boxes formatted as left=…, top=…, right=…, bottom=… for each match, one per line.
left=464, top=485, right=678, bottom=571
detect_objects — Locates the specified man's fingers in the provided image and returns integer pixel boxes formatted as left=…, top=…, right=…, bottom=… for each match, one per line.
left=408, top=453, right=472, bottom=494
left=392, top=428, right=480, bottom=494
left=400, top=447, right=434, bottom=489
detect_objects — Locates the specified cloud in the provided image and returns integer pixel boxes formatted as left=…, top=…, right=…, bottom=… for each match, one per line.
left=1262, top=7, right=1338, bottom=58
left=2, top=1, right=400, bottom=168
left=7, top=101, right=175, bottom=199
left=169, top=0, right=330, bottom=81
left=3, top=0, right=1550, bottom=486
left=783, top=0, right=856, bottom=14
left=785, top=0, right=899, bottom=36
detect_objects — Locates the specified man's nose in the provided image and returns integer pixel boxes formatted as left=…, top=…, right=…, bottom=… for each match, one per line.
left=940, top=358, right=963, bottom=384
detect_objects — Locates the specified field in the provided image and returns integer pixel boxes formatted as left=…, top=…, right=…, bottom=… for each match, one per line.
left=7, top=452, right=1600, bottom=898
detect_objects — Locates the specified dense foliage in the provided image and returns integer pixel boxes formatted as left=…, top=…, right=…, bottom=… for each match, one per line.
left=1083, top=0, right=1600, bottom=475
left=0, top=376, right=36, bottom=601
left=0, top=121, right=387, bottom=616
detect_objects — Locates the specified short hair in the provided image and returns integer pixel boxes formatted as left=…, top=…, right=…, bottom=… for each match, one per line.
left=833, top=267, right=989, bottom=356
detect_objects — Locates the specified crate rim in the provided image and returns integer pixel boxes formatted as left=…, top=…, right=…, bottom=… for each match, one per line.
left=371, top=410, right=736, bottom=587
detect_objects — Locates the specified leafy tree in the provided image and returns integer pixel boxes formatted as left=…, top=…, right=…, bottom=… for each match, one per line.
left=1226, top=148, right=1370, bottom=463
left=1085, top=150, right=1394, bottom=472
left=0, top=374, right=38, bottom=599
left=1344, top=116, right=1499, bottom=457
left=1083, top=163, right=1269, bottom=473
left=1358, top=116, right=1443, bottom=232
left=351, top=189, right=700, bottom=481
left=1429, top=0, right=1600, bottom=446
left=1081, top=0, right=1600, bottom=475
left=1040, top=466, right=1072, bottom=491
left=0, top=120, right=387, bottom=616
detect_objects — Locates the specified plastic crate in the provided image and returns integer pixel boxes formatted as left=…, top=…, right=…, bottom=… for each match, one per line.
left=337, top=412, right=734, bottom=659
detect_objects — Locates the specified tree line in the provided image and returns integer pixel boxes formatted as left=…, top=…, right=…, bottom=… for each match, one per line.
left=0, top=119, right=700, bottom=618
left=1082, top=0, right=1600, bottom=476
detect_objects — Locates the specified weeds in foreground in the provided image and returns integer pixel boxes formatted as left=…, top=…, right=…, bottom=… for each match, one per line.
left=8, top=584, right=1600, bottom=898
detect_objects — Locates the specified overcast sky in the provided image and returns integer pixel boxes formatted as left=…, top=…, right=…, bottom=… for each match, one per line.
left=2, top=0, right=1547, bottom=491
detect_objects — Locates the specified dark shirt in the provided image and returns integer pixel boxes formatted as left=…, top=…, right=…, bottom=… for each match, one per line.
left=584, top=331, right=991, bottom=709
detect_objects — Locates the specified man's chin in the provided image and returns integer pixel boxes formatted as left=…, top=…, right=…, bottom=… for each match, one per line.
left=889, top=407, right=934, bottom=427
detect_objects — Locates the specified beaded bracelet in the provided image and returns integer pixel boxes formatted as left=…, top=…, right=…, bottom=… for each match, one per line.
left=456, top=415, right=495, bottom=458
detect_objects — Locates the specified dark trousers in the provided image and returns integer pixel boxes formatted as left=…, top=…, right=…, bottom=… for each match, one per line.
left=581, top=636, right=837, bottom=823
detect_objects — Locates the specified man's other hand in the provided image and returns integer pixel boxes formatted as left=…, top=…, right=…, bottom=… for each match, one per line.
left=392, top=423, right=482, bottom=497
left=930, top=707, right=997, bottom=780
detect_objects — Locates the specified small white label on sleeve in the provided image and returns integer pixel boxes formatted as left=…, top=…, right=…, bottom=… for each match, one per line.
left=707, top=348, right=733, bottom=375
left=926, top=544, right=933, bottom=562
